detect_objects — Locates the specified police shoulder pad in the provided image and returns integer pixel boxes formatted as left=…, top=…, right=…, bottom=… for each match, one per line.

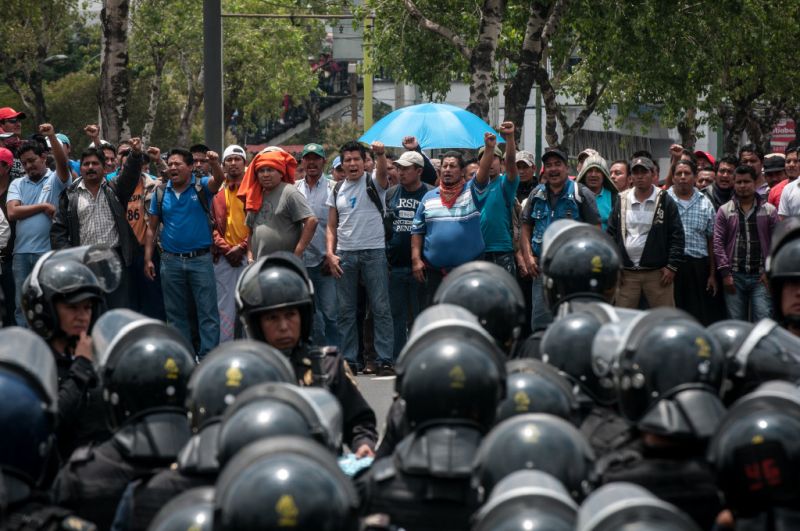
left=61, top=515, right=97, bottom=531
left=68, top=445, right=95, bottom=464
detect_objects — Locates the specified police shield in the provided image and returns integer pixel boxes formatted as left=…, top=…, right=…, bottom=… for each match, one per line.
left=0, top=327, right=58, bottom=413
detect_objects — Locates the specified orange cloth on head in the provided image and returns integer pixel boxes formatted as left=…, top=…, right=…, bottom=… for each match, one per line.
left=237, top=151, right=297, bottom=212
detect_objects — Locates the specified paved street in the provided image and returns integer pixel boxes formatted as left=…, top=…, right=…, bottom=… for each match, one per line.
left=355, top=374, right=396, bottom=440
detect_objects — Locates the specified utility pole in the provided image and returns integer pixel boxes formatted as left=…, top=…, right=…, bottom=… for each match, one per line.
left=203, top=0, right=224, bottom=152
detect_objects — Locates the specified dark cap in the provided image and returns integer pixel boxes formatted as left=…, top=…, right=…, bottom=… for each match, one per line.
left=630, top=156, right=655, bottom=171
left=763, top=155, right=786, bottom=173
left=542, top=147, right=568, bottom=164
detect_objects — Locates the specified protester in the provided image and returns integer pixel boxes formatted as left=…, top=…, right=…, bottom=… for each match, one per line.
left=609, top=159, right=631, bottom=192
left=575, top=153, right=618, bottom=230
left=702, top=154, right=736, bottom=211
left=607, top=156, right=684, bottom=309
left=713, top=165, right=778, bottom=322
left=738, top=143, right=767, bottom=199
left=0, top=147, right=15, bottom=325
left=696, top=167, right=715, bottom=189
left=763, top=153, right=786, bottom=190
left=772, top=143, right=799, bottom=210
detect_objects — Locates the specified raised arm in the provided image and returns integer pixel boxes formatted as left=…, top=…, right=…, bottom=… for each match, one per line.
left=40, top=124, right=70, bottom=183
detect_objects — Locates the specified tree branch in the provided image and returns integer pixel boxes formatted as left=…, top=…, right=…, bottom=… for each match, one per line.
left=401, top=0, right=472, bottom=60
left=540, top=0, right=566, bottom=47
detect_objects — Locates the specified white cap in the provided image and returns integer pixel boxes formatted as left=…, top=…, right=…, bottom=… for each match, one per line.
left=222, top=144, right=246, bottom=162
left=394, top=151, right=424, bottom=167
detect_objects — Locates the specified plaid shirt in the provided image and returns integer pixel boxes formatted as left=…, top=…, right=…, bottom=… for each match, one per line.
left=668, top=187, right=714, bottom=258
left=76, top=181, right=120, bottom=248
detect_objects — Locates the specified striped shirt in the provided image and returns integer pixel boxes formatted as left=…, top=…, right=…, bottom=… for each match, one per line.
left=412, top=179, right=489, bottom=268
left=667, top=187, right=715, bottom=258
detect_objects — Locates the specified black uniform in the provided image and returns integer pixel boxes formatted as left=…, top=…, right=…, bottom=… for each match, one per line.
left=53, top=353, right=109, bottom=461
left=52, top=413, right=191, bottom=529
left=290, top=346, right=377, bottom=451
left=4, top=496, right=96, bottom=531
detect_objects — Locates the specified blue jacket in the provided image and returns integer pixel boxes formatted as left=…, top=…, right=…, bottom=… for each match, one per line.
left=527, top=179, right=584, bottom=257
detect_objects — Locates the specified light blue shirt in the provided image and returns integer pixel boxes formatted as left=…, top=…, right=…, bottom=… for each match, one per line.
left=8, top=169, right=71, bottom=254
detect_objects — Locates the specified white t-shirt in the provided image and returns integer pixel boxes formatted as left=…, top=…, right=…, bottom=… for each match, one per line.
left=624, top=186, right=659, bottom=267
left=325, top=173, right=387, bottom=251
left=779, top=179, right=800, bottom=217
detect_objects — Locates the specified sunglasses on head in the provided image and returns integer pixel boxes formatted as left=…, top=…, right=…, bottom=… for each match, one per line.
left=2, top=118, right=20, bottom=124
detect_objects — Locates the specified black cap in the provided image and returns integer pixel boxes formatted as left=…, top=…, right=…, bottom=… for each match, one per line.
left=630, top=156, right=655, bottom=171
left=542, top=147, right=568, bottom=164
left=764, top=156, right=786, bottom=173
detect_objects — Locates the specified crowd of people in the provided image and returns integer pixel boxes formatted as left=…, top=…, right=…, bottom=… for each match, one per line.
left=2, top=102, right=800, bottom=530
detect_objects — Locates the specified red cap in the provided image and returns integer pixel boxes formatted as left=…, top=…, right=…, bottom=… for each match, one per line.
left=0, top=107, right=25, bottom=121
left=0, top=147, right=13, bottom=166
left=694, top=150, right=716, bottom=168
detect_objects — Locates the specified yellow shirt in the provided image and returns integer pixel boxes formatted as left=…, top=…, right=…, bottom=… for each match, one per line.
left=224, top=184, right=248, bottom=246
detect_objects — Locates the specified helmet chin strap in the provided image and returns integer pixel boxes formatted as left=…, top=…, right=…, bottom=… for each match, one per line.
left=783, top=313, right=800, bottom=335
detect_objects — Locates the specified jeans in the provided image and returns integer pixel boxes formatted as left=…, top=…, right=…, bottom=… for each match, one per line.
left=531, top=275, right=553, bottom=330
left=129, top=251, right=166, bottom=320
left=336, top=249, right=393, bottom=367
left=723, top=272, right=772, bottom=323
left=307, top=263, right=340, bottom=348
left=389, top=266, right=425, bottom=359
left=12, top=252, right=45, bottom=327
left=160, top=252, right=220, bottom=358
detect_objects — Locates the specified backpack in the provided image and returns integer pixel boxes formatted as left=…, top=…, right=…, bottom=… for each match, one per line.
left=154, top=180, right=214, bottom=230
left=332, top=174, right=389, bottom=239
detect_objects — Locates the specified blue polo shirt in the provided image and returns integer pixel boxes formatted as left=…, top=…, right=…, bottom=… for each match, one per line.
left=148, top=176, right=213, bottom=254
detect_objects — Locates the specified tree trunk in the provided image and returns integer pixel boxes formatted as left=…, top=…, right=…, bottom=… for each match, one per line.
left=745, top=107, right=781, bottom=154
left=177, top=58, right=204, bottom=148
left=677, top=108, right=698, bottom=150
left=466, top=0, right=505, bottom=120
left=721, top=100, right=753, bottom=154
left=140, top=53, right=165, bottom=146
left=99, top=0, right=131, bottom=144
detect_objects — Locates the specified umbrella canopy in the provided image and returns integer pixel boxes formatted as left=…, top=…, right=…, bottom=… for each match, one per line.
left=359, top=103, right=504, bottom=150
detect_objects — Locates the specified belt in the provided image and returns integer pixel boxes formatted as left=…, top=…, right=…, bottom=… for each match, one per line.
left=163, top=248, right=210, bottom=259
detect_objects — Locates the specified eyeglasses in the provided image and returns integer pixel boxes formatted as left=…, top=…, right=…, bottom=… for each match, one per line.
left=118, top=150, right=131, bottom=157
left=1, top=118, right=20, bottom=124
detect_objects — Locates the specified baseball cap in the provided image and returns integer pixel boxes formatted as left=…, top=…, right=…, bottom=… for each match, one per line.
left=301, top=143, right=326, bottom=159
left=578, top=148, right=599, bottom=162
left=764, top=155, right=786, bottom=173
left=45, top=133, right=70, bottom=148
left=0, top=147, right=13, bottom=166
left=332, top=156, right=342, bottom=169
left=0, top=107, right=25, bottom=121
left=222, top=144, right=246, bottom=162
left=477, top=145, right=504, bottom=159
left=693, top=150, right=716, bottom=168
left=394, top=151, right=424, bottom=167
left=630, top=156, right=655, bottom=171
left=515, top=151, right=535, bottom=167
left=541, top=147, right=568, bottom=164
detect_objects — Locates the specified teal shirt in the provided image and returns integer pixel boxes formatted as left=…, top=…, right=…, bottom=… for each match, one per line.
left=479, top=174, right=519, bottom=252
left=596, top=187, right=613, bottom=231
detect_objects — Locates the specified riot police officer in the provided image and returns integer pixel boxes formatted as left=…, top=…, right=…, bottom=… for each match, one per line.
left=120, top=340, right=296, bottom=530
left=236, top=252, right=377, bottom=456
left=577, top=482, right=701, bottom=531
left=495, top=358, right=579, bottom=424
left=432, top=260, right=526, bottom=354
left=708, top=381, right=800, bottom=530
left=147, top=487, right=214, bottom=531
left=472, top=470, right=578, bottom=531
left=767, top=217, right=800, bottom=337
left=214, top=436, right=359, bottom=531
left=52, top=309, right=195, bottom=529
left=594, top=309, right=727, bottom=529
left=538, top=307, right=635, bottom=456
left=516, top=220, right=622, bottom=358
left=0, top=327, right=95, bottom=530
left=22, top=245, right=122, bottom=459
left=359, top=304, right=507, bottom=531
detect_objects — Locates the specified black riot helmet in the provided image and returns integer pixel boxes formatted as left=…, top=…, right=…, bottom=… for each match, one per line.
left=708, top=320, right=755, bottom=361
left=496, top=359, right=580, bottom=424
left=540, top=220, right=622, bottom=311
left=216, top=382, right=342, bottom=467
left=149, top=487, right=215, bottom=531
left=235, top=252, right=314, bottom=344
left=186, top=340, right=296, bottom=432
left=432, top=261, right=525, bottom=352
left=540, top=310, right=616, bottom=406
left=766, top=217, right=800, bottom=325
left=473, top=413, right=594, bottom=501
left=577, top=482, right=701, bottom=531
left=472, top=470, right=578, bottom=531
left=396, top=304, right=506, bottom=431
left=708, top=381, right=800, bottom=517
left=723, top=319, right=800, bottom=404
left=214, top=436, right=359, bottom=531
left=92, top=309, right=195, bottom=428
left=613, top=310, right=726, bottom=439
left=0, top=328, right=58, bottom=504
left=21, top=245, right=122, bottom=340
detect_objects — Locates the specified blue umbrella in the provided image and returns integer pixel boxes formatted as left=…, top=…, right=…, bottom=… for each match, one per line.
left=359, top=103, right=504, bottom=150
